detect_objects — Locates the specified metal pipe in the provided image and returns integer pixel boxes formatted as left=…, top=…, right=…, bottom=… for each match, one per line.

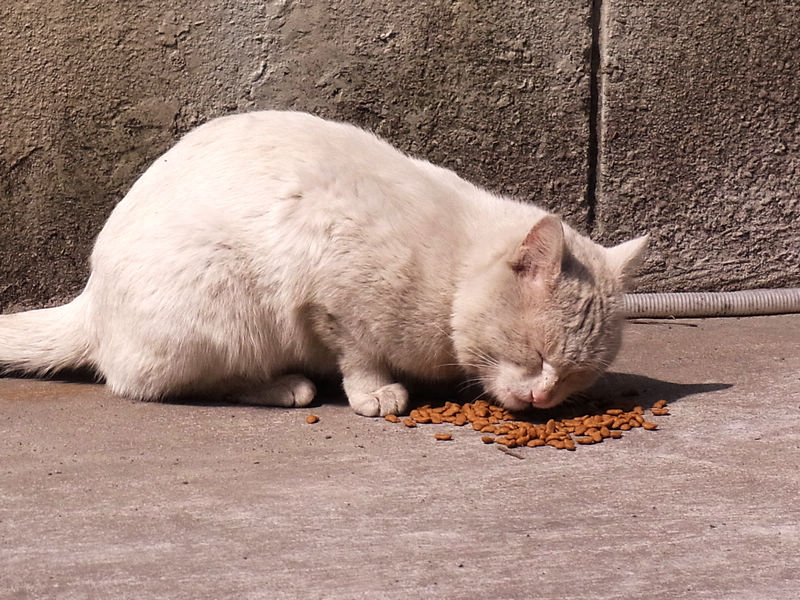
left=624, top=288, right=800, bottom=318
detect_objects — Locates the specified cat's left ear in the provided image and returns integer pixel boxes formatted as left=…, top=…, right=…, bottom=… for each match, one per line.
left=605, top=235, right=649, bottom=285
left=511, top=215, right=564, bottom=287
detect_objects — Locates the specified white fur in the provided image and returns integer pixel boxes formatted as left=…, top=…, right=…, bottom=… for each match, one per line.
left=0, top=111, right=647, bottom=415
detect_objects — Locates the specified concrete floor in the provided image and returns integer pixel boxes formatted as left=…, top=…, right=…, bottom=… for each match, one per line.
left=1, top=315, right=799, bottom=599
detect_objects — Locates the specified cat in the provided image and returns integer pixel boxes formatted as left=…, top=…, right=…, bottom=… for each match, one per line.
left=0, top=110, right=647, bottom=416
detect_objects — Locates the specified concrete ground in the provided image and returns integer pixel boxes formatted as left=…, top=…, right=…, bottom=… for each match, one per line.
left=1, top=315, right=798, bottom=599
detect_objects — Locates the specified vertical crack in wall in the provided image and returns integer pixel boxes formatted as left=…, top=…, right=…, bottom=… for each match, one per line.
left=586, top=0, right=603, bottom=233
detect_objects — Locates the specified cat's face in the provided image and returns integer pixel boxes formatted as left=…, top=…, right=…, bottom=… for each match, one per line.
left=453, top=216, right=647, bottom=412
left=469, top=285, right=624, bottom=411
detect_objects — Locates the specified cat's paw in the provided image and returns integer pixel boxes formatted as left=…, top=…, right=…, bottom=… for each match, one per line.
left=348, top=383, right=408, bottom=417
left=239, top=375, right=316, bottom=407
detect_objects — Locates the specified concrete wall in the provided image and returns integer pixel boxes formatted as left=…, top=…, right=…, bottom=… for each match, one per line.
left=596, top=0, right=800, bottom=291
left=1, top=0, right=797, bottom=309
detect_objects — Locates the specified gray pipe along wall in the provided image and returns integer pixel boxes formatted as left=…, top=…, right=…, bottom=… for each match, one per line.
left=624, top=288, right=800, bottom=318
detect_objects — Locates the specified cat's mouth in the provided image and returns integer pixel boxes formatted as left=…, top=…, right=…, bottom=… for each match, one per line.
left=530, top=396, right=560, bottom=409
left=486, top=360, right=568, bottom=411
left=533, top=398, right=561, bottom=409
left=523, top=394, right=561, bottom=410
left=498, top=389, right=561, bottom=411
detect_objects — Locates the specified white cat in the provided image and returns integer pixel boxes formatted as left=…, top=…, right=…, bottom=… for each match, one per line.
left=0, top=111, right=647, bottom=416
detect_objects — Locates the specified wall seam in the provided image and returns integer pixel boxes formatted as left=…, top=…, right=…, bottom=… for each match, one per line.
left=586, top=0, right=603, bottom=234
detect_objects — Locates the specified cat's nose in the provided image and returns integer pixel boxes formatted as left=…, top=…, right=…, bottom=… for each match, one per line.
left=532, top=390, right=550, bottom=406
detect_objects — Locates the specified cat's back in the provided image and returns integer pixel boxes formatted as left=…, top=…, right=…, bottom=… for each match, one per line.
left=108, top=110, right=465, bottom=221
left=103, top=110, right=487, bottom=252
left=169, top=110, right=409, bottom=181
left=189, top=111, right=468, bottom=202
left=93, top=110, right=485, bottom=290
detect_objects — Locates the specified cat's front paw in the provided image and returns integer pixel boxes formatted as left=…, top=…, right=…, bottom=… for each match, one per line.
left=348, top=383, right=408, bottom=417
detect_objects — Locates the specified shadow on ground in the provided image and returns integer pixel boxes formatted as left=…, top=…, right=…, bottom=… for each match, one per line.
left=23, top=366, right=732, bottom=422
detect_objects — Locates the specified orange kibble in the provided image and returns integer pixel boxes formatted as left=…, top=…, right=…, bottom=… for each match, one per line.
left=368, top=397, right=662, bottom=451
left=496, top=437, right=517, bottom=448
left=599, top=416, right=615, bottom=428
left=305, top=414, right=320, bottom=424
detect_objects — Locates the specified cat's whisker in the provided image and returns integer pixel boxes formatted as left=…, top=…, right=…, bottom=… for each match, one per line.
left=428, top=322, right=454, bottom=339
left=467, top=347, right=499, bottom=370
left=470, top=388, right=494, bottom=404
left=438, top=361, right=475, bottom=370
left=457, top=376, right=485, bottom=392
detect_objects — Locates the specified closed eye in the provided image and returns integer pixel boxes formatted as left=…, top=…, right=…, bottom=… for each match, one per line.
left=562, top=369, right=597, bottom=387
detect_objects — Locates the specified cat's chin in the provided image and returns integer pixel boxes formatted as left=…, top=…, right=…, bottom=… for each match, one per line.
left=495, top=392, right=535, bottom=412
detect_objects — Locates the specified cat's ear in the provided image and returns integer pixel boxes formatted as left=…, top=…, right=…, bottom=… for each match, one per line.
left=606, top=235, right=649, bottom=285
left=511, top=215, right=564, bottom=285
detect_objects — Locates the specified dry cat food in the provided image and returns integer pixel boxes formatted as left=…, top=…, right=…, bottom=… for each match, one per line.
left=305, top=414, right=320, bottom=424
left=385, top=400, right=669, bottom=451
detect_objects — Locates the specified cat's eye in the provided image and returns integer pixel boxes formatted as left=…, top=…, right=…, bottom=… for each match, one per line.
left=563, top=369, right=593, bottom=386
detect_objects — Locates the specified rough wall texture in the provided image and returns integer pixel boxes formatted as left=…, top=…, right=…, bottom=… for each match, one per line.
left=0, top=0, right=591, bottom=309
left=1, top=0, right=798, bottom=309
left=596, top=0, right=799, bottom=291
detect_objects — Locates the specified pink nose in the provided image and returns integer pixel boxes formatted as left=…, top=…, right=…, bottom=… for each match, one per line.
left=532, top=390, right=551, bottom=405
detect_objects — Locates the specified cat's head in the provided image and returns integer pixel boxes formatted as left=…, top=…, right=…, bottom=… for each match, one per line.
left=452, top=215, right=648, bottom=411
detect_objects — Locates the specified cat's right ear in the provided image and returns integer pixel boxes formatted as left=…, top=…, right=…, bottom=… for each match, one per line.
left=606, top=235, right=649, bottom=286
left=510, top=215, right=564, bottom=286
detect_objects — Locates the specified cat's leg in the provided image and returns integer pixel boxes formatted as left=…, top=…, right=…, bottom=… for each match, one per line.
left=307, top=307, right=408, bottom=416
left=236, top=374, right=317, bottom=408
left=340, top=362, right=408, bottom=417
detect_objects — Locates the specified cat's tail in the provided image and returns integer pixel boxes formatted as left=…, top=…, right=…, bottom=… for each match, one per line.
left=0, top=292, right=92, bottom=376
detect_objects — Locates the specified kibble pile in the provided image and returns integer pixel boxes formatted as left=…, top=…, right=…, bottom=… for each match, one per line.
left=382, top=399, right=670, bottom=451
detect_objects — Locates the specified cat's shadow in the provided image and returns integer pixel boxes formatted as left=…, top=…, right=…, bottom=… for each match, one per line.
left=20, top=368, right=731, bottom=418
left=403, top=371, right=732, bottom=420
left=574, top=371, right=731, bottom=410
